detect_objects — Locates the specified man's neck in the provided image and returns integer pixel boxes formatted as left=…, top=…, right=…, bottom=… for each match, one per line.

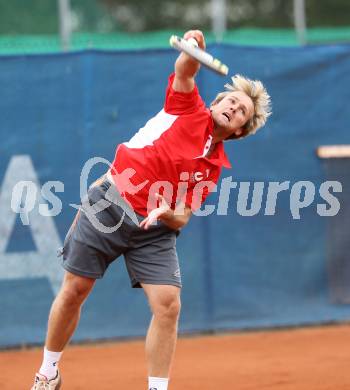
left=212, top=126, right=228, bottom=144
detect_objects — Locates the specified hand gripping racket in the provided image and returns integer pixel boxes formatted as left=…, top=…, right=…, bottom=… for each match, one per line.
left=169, top=35, right=229, bottom=76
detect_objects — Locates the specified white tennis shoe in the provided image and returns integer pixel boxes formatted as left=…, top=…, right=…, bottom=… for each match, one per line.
left=31, top=371, right=61, bottom=390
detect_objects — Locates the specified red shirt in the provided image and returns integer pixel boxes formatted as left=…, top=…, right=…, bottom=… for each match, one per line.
left=109, top=73, right=231, bottom=216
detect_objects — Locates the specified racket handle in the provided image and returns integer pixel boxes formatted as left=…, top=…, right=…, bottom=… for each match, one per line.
left=169, top=35, right=229, bottom=76
left=187, top=37, right=199, bottom=47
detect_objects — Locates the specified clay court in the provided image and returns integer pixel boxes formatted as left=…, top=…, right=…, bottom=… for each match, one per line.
left=1, top=324, right=349, bottom=389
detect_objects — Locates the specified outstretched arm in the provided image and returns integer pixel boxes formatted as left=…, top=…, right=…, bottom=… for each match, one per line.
left=172, top=30, right=206, bottom=93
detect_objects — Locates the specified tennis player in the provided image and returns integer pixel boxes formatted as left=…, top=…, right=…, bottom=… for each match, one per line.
left=31, top=29, right=271, bottom=390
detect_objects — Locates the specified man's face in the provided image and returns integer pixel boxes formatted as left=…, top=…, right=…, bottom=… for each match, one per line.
left=210, top=91, right=254, bottom=139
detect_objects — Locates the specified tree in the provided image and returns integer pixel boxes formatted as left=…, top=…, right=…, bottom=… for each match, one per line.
left=0, top=0, right=58, bottom=34
left=99, top=0, right=350, bottom=32
left=0, top=0, right=349, bottom=35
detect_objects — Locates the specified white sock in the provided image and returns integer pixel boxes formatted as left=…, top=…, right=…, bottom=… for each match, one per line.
left=148, top=376, right=169, bottom=390
left=39, top=347, right=62, bottom=380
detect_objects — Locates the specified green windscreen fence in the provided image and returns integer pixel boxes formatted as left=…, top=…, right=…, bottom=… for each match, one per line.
left=0, top=27, right=350, bottom=54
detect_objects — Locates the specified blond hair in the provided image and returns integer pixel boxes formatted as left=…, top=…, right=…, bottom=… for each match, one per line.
left=211, top=75, right=272, bottom=139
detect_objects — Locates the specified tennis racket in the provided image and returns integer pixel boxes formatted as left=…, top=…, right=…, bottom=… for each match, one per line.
left=169, top=35, right=229, bottom=76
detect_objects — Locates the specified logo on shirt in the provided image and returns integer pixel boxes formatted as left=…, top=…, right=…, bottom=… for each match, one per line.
left=190, top=169, right=211, bottom=183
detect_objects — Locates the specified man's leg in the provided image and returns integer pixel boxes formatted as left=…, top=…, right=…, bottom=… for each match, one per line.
left=142, top=284, right=181, bottom=389
left=37, top=271, right=95, bottom=379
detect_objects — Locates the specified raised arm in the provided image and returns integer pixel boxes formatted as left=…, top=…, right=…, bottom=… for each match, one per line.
left=172, top=30, right=206, bottom=93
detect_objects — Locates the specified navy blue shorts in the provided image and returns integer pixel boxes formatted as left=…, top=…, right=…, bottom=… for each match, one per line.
left=60, top=179, right=181, bottom=288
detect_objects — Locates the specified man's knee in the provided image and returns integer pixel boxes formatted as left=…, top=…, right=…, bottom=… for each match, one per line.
left=146, top=286, right=181, bottom=322
left=57, top=272, right=95, bottom=308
